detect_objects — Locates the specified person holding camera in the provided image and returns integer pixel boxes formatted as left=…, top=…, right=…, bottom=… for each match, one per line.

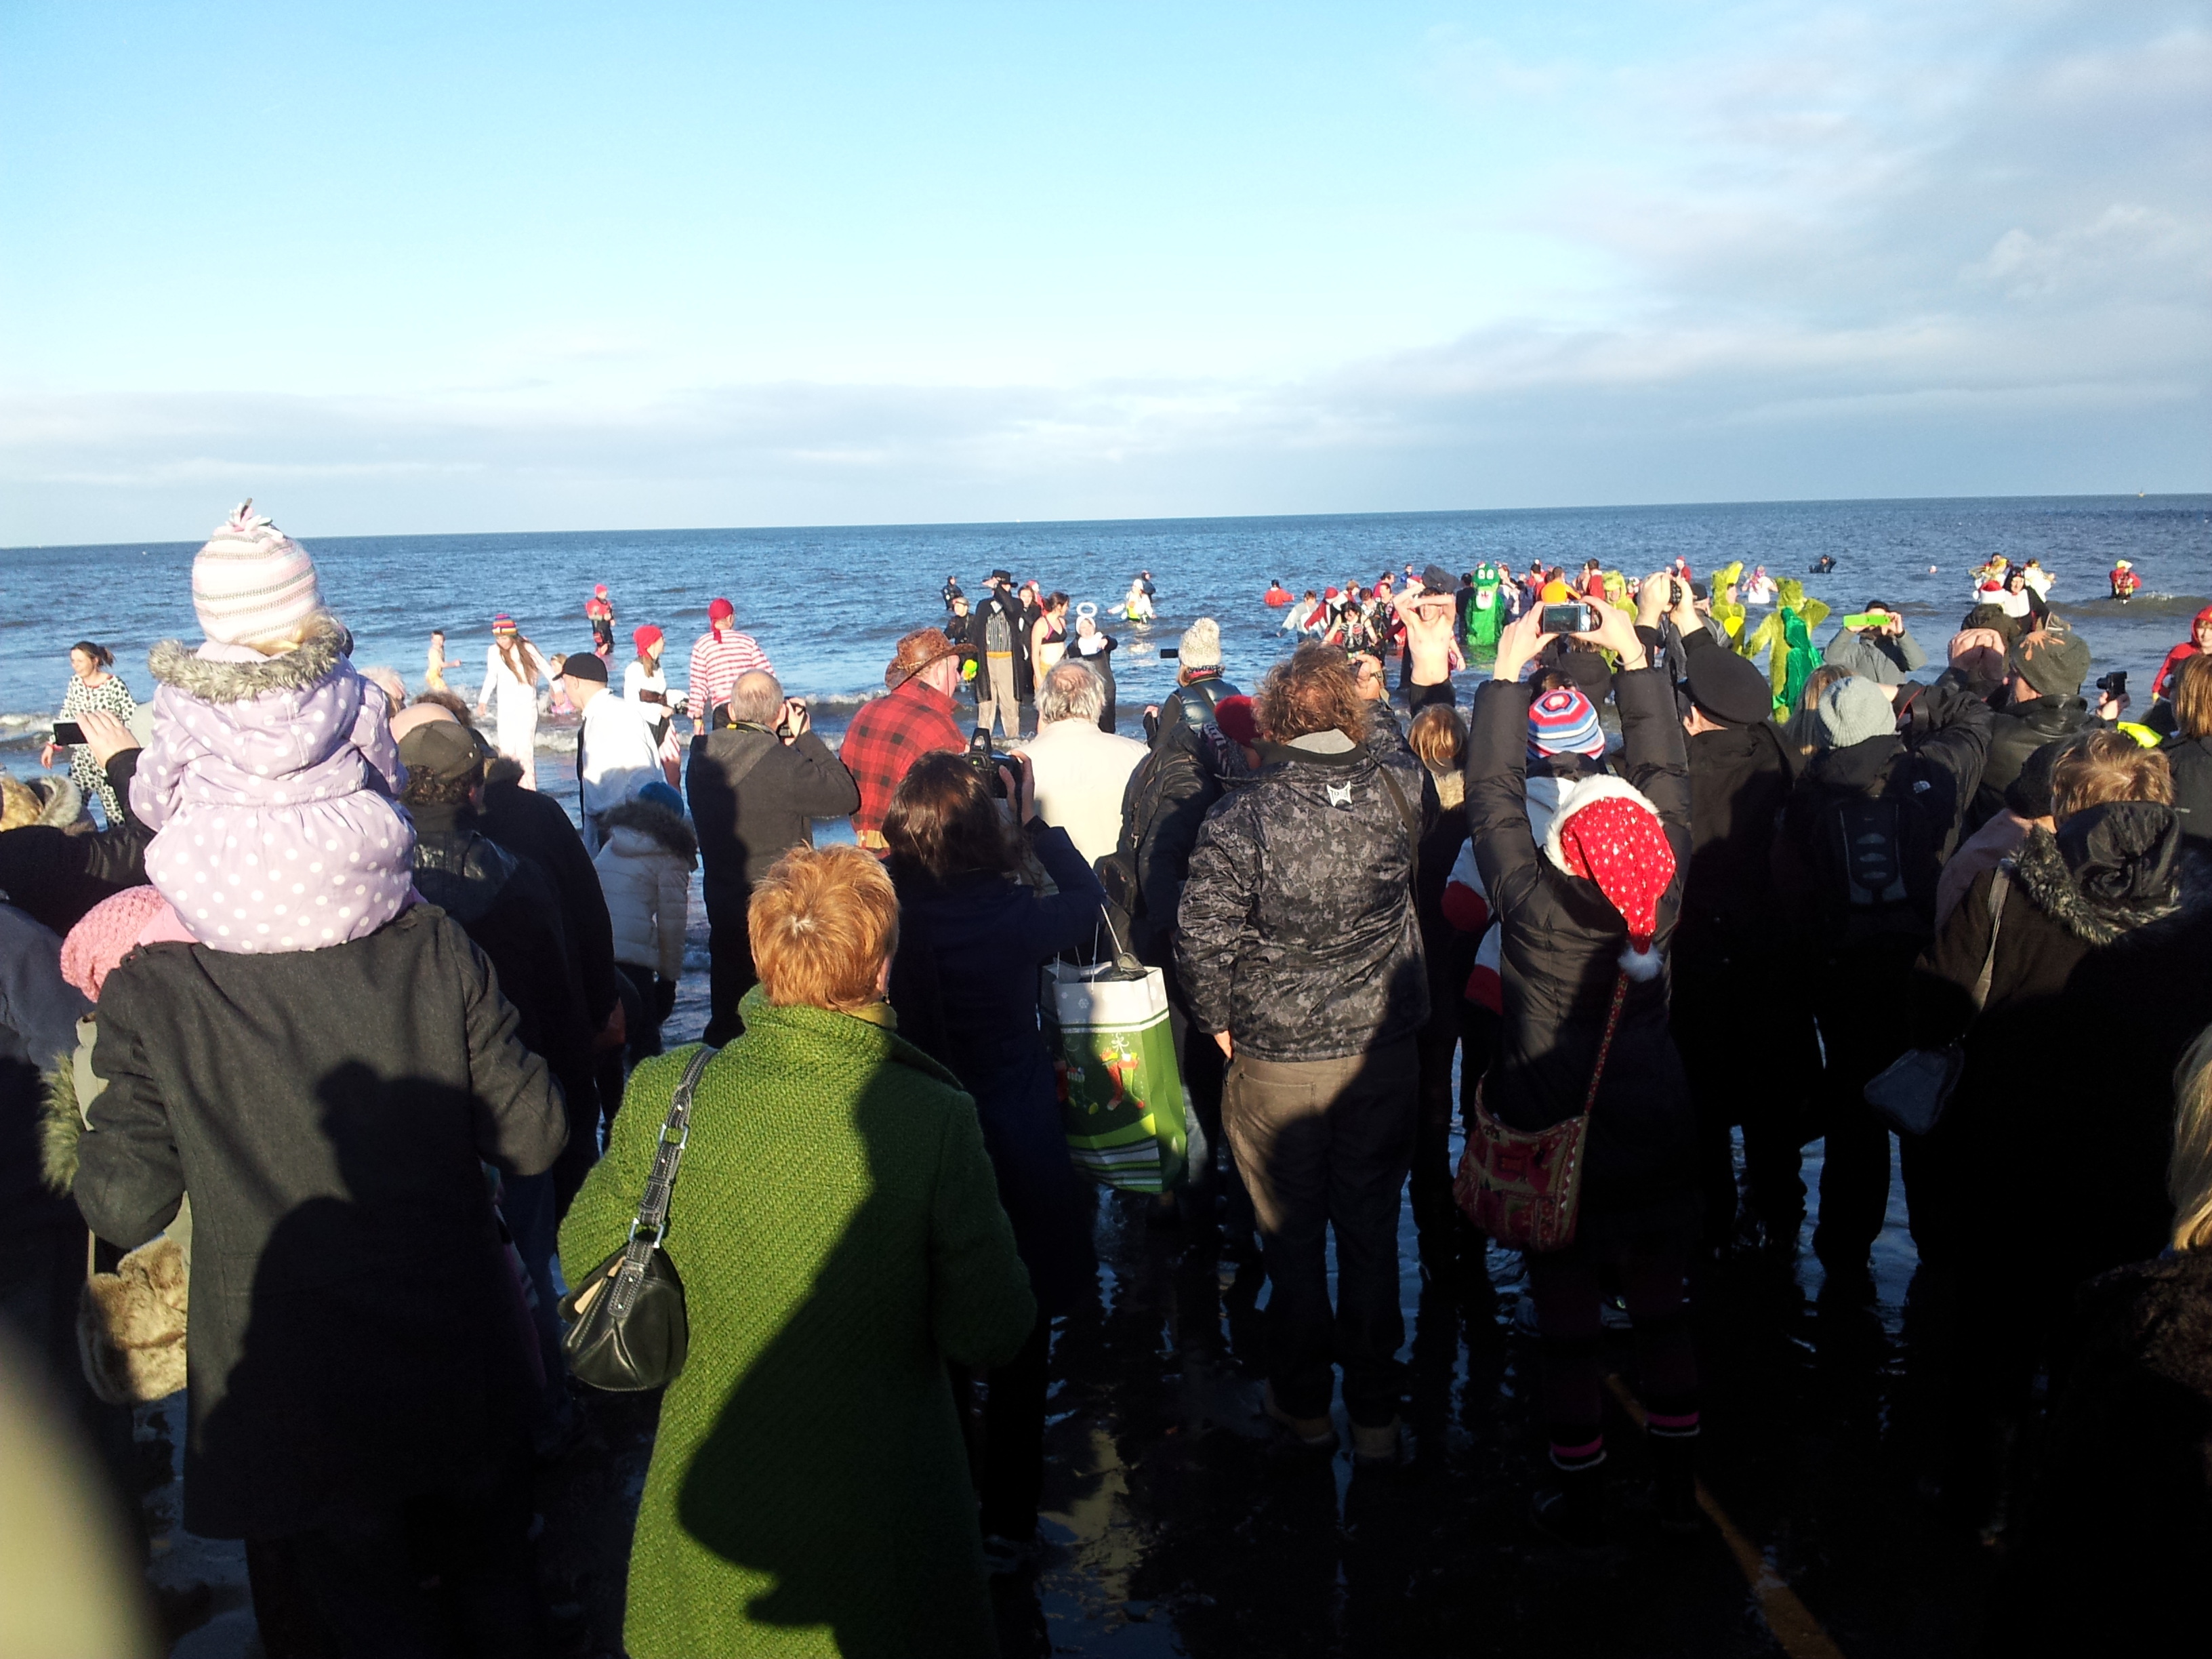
left=687, top=670, right=861, bottom=1045
left=1822, top=601, right=1927, bottom=685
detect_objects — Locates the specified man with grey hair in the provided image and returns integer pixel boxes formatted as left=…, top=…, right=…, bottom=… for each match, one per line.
left=686, top=668, right=860, bottom=1042
left=1018, top=659, right=1148, bottom=864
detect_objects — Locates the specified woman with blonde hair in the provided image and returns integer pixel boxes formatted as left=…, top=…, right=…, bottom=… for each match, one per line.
left=2161, top=651, right=2212, bottom=849
left=560, top=843, right=1036, bottom=1658
left=1984, top=1024, right=2212, bottom=1648
left=1783, top=663, right=1851, bottom=758
left=476, top=615, right=552, bottom=788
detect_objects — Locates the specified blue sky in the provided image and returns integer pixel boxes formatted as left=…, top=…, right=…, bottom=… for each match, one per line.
left=2, top=1, right=2205, bottom=543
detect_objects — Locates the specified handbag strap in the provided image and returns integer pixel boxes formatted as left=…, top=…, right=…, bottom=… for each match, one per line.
left=1967, top=867, right=2011, bottom=1013
left=1581, top=973, right=1633, bottom=1115
left=628, top=1043, right=719, bottom=1251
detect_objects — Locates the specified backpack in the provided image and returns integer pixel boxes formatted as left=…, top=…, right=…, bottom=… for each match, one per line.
left=1813, top=786, right=1937, bottom=948
left=984, top=605, right=1013, bottom=655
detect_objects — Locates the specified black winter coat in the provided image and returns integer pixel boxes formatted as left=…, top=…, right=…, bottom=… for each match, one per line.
left=0, top=750, right=151, bottom=937
left=412, top=806, right=592, bottom=1073
left=1984, top=1248, right=2212, bottom=1653
left=1115, top=718, right=1249, bottom=964
left=1674, top=644, right=1800, bottom=973
left=479, top=757, right=621, bottom=1028
left=888, top=823, right=1103, bottom=1312
left=687, top=727, right=859, bottom=909
left=73, top=907, right=567, bottom=1538
left=1908, top=804, right=2212, bottom=1281
left=1774, top=685, right=1992, bottom=969
left=1466, top=670, right=1695, bottom=1233
left=1177, top=714, right=1433, bottom=1063
left=1972, top=689, right=2090, bottom=831
left=2163, top=731, right=2212, bottom=848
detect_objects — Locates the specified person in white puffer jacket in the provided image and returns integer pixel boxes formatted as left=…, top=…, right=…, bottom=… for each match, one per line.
left=591, top=781, right=695, bottom=1106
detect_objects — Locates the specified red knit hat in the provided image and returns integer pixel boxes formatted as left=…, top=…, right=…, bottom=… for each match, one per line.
left=1546, top=784, right=1676, bottom=980
left=1214, top=695, right=1258, bottom=747
left=61, top=884, right=171, bottom=1002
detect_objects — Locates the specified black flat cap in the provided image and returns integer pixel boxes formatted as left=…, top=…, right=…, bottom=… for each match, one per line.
left=1684, top=646, right=1775, bottom=726
left=562, top=652, right=609, bottom=684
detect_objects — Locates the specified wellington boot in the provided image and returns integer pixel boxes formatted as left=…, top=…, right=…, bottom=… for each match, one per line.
left=1530, top=1461, right=1606, bottom=1551
left=1647, top=1433, right=1704, bottom=1536
left=1262, top=1382, right=1337, bottom=1451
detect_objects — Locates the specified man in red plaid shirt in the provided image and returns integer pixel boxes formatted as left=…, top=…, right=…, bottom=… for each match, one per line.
left=842, top=629, right=970, bottom=846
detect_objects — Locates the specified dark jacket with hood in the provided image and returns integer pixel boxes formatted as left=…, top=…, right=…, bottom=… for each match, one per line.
left=1986, top=1248, right=2212, bottom=1654
left=686, top=724, right=859, bottom=912
left=1176, top=710, right=1434, bottom=1064
left=411, top=803, right=591, bottom=1073
left=1973, top=687, right=2091, bottom=832
left=1774, top=679, right=1992, bottom=973
left=1673, top=635, right=1801, bottom=979
left=73, top=905, right=567, bottom=1539
left=1908, top=803, right=2212, bottom=1279
left=478, top=755, right=620, bottom=1030
left=1466, top=668, right=1695, bottom=1233
left=2162, top=730, right=2212, bottom=848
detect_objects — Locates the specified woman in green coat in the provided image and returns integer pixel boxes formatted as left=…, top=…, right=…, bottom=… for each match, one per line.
left=560, top=844, right=1036, bottom=1659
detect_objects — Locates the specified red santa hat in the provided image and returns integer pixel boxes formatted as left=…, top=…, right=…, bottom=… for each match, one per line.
left=1543, top=778, right=1677, bottom=981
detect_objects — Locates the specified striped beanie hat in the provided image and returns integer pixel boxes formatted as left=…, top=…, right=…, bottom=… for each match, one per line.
left=192, top=500, right=323, bottom=647
left=1528, top=687, right=1605, bottom=759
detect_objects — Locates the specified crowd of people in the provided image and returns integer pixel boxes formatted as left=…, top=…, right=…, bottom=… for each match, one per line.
left=3, top=503, right=2210, bottom=1656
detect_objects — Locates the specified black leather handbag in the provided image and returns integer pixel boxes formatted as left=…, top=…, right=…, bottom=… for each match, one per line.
left=559, top=1043, right=717, bottom=1391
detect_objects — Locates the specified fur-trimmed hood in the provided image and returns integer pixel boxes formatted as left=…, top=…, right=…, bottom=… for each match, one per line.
left=596, top=797, right=697, bottom=864
left=1, top=769, right=81, bottom=832
left=147, top=616, right=349, bottom=704
left=2013, top=801, right=2207, bottom=947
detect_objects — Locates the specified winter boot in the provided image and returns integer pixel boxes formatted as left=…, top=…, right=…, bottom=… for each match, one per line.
left=1530, top=1450, right=1607, bottom=1551
left=1647, top=1426, right=1704, bottom=1536
left=1262, top=1382, right=1338, bottom=1452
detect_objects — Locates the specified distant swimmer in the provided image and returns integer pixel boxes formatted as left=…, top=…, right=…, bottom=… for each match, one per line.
left=1742, top=566, right=1777, bottom=606
left=1124, top=578, right=1155, bottom=623
left=2110, top=560, right=2142, bottom=602
left=586, top=583, right=615, bottom=657
left=1264, top=579, right=1292, bottom=607
left=942, top=573, right=964, bottom=610
left=1809, top=554, right=1837, bottom=574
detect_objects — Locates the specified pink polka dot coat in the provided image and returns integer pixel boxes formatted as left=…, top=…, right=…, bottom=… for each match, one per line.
left=131, top=622, right=417, bottom=954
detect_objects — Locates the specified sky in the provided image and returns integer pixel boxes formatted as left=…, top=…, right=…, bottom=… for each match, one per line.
left=1, top=1, right=2206, bottom=544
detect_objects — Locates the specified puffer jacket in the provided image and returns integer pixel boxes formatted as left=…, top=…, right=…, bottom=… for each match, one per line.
left=1466, top=670, right=1695, bottom=1231
left=2160, top=731, right=2212, bottom=848
left=1175, top=711, right=1434, bottom=1063
left=1156, top=671, right=1240, bottom=739
left=592, top=798, right=696, bottom=983
left=133, top=619, right=414, bottom=953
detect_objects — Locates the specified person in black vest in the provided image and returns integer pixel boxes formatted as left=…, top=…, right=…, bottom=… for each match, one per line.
left=687, top=670, right=859, bottom=1044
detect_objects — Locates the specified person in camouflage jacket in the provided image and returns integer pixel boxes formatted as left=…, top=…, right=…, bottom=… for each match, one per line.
left=1174, top=643, right=1437, bottom=1457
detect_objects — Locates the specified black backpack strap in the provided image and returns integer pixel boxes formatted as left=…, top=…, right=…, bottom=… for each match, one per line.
left=1374, top=762, right=1421, bottom=890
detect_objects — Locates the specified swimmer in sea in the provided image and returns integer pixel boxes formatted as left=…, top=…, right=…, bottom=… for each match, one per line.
left=586, top=583, right=615, bottom=657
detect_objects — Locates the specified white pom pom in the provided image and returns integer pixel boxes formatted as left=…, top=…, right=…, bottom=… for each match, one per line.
left=1619, top=943, right=1662, bottom=981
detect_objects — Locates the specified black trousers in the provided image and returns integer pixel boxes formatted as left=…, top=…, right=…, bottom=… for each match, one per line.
left=1410, top=998, right=1496, bottom=1271
left=1158, top=957, right=1253, bottom=1233
left=953, top=1311, right=1052, bottom=1541
left=703, top=893, right=756, bottom=1048
left=1672, top=959, right=1815, bottom=1248
left=279, top=1454, right=546, bottom=1659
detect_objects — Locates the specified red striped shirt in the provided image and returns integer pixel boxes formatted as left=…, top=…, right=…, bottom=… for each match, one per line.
left=684, top=630, right=774, bottom=721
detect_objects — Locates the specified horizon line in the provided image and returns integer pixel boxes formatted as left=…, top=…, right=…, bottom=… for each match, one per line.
left=5, top=488, right=2206, bottom=555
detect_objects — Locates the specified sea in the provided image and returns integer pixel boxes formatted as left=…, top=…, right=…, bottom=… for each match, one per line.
left=7, top=495, right=2207, bottom=761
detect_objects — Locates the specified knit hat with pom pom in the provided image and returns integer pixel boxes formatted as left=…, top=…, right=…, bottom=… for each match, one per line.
left=1544, top=780, right=1677, bottom=981
left=192, top=500, right=323, bottom=647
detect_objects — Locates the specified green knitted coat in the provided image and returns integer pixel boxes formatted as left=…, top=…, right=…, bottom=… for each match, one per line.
left=559, top=991, right=1037, bottom=1658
